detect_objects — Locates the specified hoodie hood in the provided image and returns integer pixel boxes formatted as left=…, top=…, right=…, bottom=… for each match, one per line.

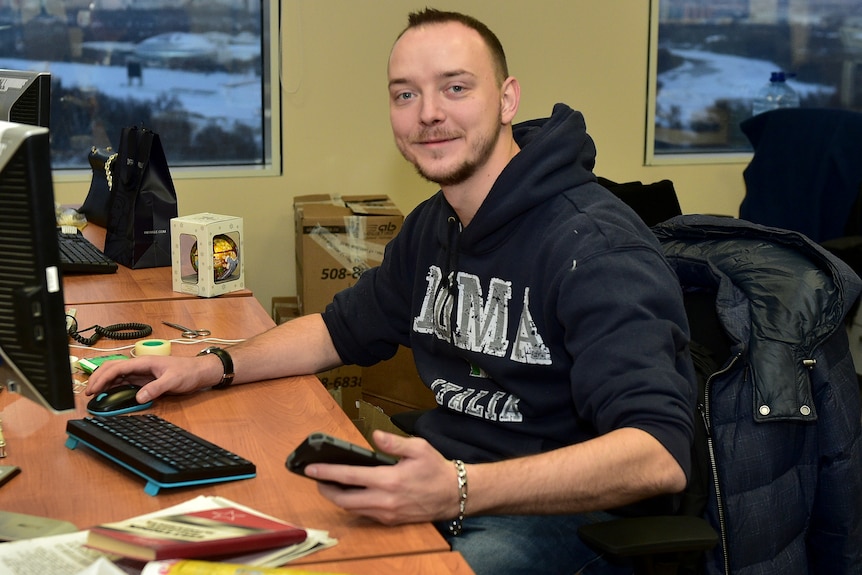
left=654, top=214, right=862, bottom=422
left=456, top=103, right=598, bottom=253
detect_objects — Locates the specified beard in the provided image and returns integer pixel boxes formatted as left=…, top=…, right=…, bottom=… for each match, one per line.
left=414, top=146, right=487, bottom=187
left=401, top=112, right=503, bottom=187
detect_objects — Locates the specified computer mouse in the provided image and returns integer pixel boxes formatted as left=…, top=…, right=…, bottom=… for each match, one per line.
left=87, top=384, right=153, bottom=416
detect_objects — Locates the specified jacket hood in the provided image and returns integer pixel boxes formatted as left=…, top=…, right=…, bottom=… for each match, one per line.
left=454, top=103, right=598, bottom=253
left=654, top=214, right=862, bottom=422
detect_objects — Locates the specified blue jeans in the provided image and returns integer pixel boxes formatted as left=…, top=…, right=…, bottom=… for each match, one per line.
left=436, top=513, right=633, bottom=575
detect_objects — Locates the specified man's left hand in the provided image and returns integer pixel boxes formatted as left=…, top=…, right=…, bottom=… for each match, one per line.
left=305, top=430, right=460, bottom=525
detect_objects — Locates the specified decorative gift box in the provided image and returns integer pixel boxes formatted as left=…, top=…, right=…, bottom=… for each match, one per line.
left=171, top=213, right=244, bottom=297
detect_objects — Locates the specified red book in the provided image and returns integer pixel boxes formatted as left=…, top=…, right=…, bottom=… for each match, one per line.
left=85, top=507, right=307, bottom=562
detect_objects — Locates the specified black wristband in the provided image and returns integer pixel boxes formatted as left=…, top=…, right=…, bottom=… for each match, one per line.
left=197, top=347, right=235, bottom=389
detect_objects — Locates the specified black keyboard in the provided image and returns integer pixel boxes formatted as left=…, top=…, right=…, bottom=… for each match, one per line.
left=65, top=414, right=256, bottom=495
left=57, top=229, right=118, bottom=274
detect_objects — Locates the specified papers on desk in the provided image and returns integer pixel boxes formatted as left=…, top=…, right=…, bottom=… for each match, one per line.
left=0, top=496, right=337, bottom=575
left=141, top=559, right=348, bottom=575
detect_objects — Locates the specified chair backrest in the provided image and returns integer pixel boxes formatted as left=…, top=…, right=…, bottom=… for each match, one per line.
left=739, top=107, right=862, bottom=243
left=598, top=176, right=683, bottom=227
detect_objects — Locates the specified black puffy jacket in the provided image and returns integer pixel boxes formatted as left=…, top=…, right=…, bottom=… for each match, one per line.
left=654, top=215, right=862, bottom=575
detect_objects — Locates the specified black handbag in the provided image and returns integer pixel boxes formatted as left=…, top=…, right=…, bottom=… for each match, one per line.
left=78, top=146, right=117, bottom=228
left=103, top=126, right=178, bottom=269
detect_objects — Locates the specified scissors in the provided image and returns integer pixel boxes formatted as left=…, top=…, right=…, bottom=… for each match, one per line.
left=162, top=321, right=211, bottom=339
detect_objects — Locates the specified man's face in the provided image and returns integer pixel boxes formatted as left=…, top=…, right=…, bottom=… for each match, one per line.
left=387, top=22, right=505, bottom=187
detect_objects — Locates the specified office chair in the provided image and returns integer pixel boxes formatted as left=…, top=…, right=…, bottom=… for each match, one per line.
left=597, top=177, right=682, bottom=227
left=572, top=180, right=719, bottom=574
left=577, top=292, right=724, bottom=575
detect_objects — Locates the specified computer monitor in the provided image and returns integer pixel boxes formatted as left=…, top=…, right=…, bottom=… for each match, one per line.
left=0, top=120, right=74, bottom=413
left=0, top=69, right=50, bottom=128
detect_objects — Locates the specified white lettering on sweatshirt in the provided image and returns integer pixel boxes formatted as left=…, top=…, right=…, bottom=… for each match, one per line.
left=414, top=265, right=551, bottom=365
left=430, top=379, right=523, bottom=422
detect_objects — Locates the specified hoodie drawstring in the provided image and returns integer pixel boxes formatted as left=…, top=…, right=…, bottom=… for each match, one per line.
left=437, top=216, right=461, bottom=336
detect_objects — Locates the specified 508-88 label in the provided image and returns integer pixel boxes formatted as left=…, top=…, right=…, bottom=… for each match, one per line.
left=320, top=266, right=366, bottom=280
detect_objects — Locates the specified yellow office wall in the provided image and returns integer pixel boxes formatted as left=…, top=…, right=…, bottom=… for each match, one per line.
left=54, top=0, right=748, bottom=312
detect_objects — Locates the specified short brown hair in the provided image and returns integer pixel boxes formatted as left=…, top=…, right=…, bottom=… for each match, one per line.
left=397, top=8, right=509, bottom=85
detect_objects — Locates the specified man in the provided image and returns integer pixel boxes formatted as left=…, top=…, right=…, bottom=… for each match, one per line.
left=89, top=9, right=696, bottom=574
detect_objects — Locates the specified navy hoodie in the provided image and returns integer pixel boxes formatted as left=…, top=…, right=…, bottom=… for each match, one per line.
left=323, top=104, right=696, bottom=474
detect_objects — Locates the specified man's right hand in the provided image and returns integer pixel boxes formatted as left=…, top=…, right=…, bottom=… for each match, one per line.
left=85, top=355, right=215, bottom=403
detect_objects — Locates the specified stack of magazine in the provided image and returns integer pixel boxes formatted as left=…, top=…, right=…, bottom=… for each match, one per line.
left=0, top=496, right=337, bottom=575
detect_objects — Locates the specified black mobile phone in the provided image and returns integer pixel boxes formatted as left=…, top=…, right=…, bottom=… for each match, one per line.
left=286, top=432, right=397, bottom=486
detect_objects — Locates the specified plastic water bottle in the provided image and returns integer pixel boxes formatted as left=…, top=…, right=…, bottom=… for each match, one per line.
left=752, top=72, right=800, bottom=116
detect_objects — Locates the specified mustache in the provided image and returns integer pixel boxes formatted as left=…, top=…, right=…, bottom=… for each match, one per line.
left=413, top=128, right=461, bottom=143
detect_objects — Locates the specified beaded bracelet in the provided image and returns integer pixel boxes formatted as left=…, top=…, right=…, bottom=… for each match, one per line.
left=449, top=459, right=468, bottom=536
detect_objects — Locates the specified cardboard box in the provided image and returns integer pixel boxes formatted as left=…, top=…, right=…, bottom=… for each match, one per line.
left=271, top=296, right=300, bottom=324
left=293, top=194, right=403, bottom=315
left=353, top=400, right=409, bottom=445
left=293, top=195, right=406, bottom=419
left=316, top=365, right=363, bottom=420
left=171, top=213, right=244, bottom=298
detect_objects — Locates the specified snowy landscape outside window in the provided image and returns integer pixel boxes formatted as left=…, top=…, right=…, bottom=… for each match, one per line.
left=649, top=0, right=862, bottom=162
left=0, top=0, right=279, bottom=174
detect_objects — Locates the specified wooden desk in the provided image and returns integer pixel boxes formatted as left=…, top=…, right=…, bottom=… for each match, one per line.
left=300, top=551, right=474, bottom=574
left=62, top=224, right=253, bottom=305
left=0, top=297, right=449, bottom=564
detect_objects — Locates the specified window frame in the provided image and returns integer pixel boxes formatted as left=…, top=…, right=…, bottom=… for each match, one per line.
left=645, top=0, right=752, bottom=166
left=48, top=0, right=282, bottom=184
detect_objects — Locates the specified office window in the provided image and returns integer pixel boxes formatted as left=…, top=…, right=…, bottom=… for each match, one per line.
left=648, top=0, right=862, bottom=163
left=0, top=0, right=279, bottom=175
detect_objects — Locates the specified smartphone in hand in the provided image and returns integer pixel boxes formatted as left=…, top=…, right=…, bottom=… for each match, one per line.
left=286, top=432, right=397, bottom=487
